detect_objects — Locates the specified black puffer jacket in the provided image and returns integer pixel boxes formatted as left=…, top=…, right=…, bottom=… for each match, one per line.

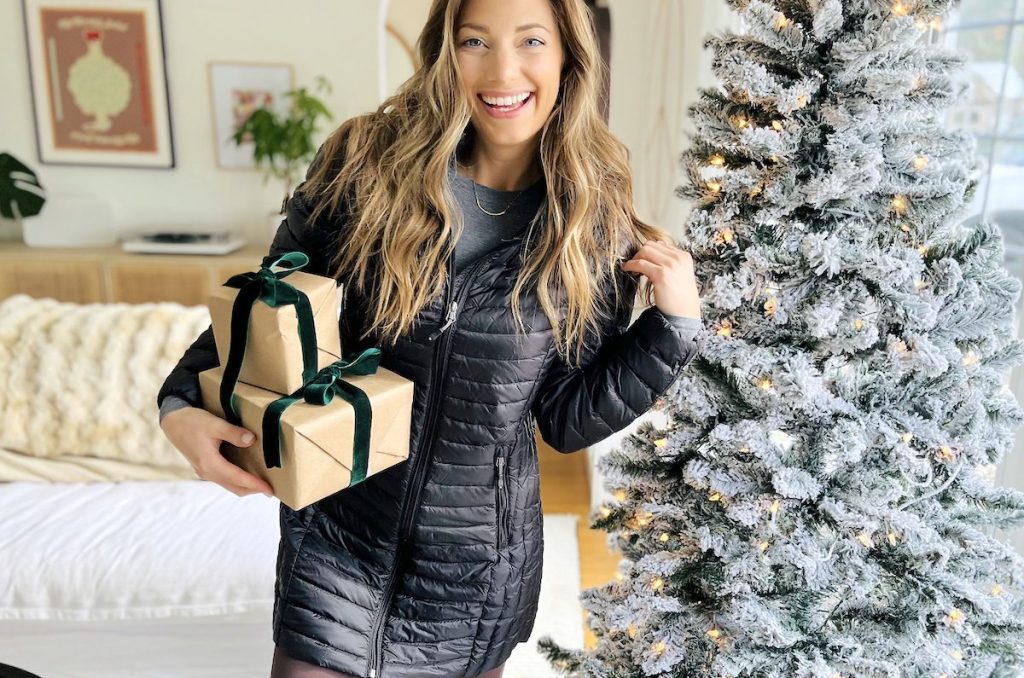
left=158, top=169, right=699, bottom=678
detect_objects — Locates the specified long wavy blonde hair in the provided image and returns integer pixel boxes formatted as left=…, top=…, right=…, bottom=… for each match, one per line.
left=297, top=0, right=671, bottom=367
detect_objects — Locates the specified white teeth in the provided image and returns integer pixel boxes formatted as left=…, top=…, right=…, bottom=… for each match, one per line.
left=481, top=92, right=531, bottom=107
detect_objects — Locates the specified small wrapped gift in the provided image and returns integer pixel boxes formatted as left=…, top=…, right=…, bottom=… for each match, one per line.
left=209, top=251, right=342, bottom=399
left=199, top=348, right=413, bottom=510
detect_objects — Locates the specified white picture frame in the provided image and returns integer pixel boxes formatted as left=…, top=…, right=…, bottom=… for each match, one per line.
left=207, top=61, right=295, bottom=170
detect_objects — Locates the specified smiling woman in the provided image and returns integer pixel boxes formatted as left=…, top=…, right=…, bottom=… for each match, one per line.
left=157, top=0, right=702, bottom=676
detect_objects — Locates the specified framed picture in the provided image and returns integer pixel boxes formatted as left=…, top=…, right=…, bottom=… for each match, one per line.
left=208, top=61, right=295, bottom=170
left=21, top=0, right=175, bottom=168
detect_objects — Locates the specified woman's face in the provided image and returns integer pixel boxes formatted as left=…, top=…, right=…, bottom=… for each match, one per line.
left=454, top=0, right=565, bottom=152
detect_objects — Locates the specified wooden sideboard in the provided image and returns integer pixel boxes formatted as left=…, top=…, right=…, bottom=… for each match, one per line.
left=0, top=242, right=271, bottom=306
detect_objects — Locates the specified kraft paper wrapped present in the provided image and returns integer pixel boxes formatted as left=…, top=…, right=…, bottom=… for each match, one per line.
left=209, top=251, right=342, bottom=396
left=199, top=348, right=413, bottom=510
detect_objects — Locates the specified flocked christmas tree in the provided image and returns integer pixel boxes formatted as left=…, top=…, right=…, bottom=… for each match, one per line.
left=538, top=0, right=1024, bottom=675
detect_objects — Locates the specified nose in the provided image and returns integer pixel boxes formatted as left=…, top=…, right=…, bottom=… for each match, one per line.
left=486, top=44, right=521, bottom=86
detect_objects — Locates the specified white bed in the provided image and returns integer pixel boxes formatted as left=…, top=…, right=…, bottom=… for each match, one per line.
left=0, top=479, right=583, bottom=678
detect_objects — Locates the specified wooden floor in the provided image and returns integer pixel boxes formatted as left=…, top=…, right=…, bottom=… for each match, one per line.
left=535, top=431, right=618, bottom=651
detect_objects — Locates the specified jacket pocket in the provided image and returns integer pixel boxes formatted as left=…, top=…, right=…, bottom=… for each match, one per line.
left=495, top=450, right=511, bottom=550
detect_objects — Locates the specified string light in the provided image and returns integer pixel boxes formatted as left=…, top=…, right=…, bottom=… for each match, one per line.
left=992, top=584, right=1004, bottom=596
left=770, top=499, right=780, bottom=514
left=913, top=278, right=926, bottom=291
left=757, top=377, right=773, bottom=390
left=659, top=532, right=670, bottom=542
left=931, top=17, right=943, bottom=30
left=651, top=577, right=664, bottom=591
left=887, top=531, right=899, bottom=545
left=911, top=73, right=926, bottom=89
left=944, top=608, right=965, bottom=626
left=935, top=445, right=957, bottom=462
left=892, top=1, right=910, bottom=16
left=707, top=180, right=722, bottom=193
left=764, top=296, right=778, bottom=315
left=709, top=491, right=722, bottom=501
left=615, top=489, right=626, bottom=501
left=628, top=623, right=637, bottom=638
left=951, top=650, right=963, bottom=661
left=856, top=531, right=874, bottom=548
left=773, top=12, right=791, bottom=30
left=913, top=155, right=929, bottom=171
left=652, top=640, right=666, bottom=654
left=853, top=318, right=864, bottom=330
left=615, top=571, right=624, bottom=581
left=709, top=153, right=726, bottom=167
left=720, top=227, right=734, bottom=244
left=900, top=222, right=912, bottom=232
left=771, top=120, right=784, bottom=131
left=891, top=195, right=909, bottom=213
left=962, top=350, right=978, bottom=366
left=796, top=93, right=809, bottom=108
left=748, top=185, right=763, bottom=198
left=716, top=319, right=733, bottom=337
left=653, top=438, right=667, bottom=448
left=758, top=540, right=769, bottom=552
left=732, top=114, right=751, bottom=129
left=917, top=244, right=928, bottom=256
left=739, top=444, right=750, bottom=454
left=901, top=432, right=913, bottom=443
left=600, top=505, right=612, bottom=518
left=707, top=628, right=722, bottom=639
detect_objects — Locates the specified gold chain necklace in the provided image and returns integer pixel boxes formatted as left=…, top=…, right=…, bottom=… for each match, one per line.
left=463, top=162, right=526, bottom=217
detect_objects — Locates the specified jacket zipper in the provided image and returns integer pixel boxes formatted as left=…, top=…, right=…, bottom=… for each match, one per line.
left=495, top=454, right=509, bottom=550
left=365, top=244, right=504, bottom=678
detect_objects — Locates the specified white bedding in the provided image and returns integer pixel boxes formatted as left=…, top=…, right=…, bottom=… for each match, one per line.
left=0, top=480, right=583, bottom=678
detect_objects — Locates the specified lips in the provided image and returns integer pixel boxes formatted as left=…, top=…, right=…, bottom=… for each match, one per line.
left=478, top=92, right=534, bottom=111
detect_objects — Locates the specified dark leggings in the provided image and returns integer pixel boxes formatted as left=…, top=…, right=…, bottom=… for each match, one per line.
left=270, top=645, right=506, bottom=678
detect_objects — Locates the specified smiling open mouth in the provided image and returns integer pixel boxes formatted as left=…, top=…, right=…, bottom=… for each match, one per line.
left=478, top=92, right=534, bottom=112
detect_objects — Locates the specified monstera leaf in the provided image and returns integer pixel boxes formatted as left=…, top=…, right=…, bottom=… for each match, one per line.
left=0, top=152, right=46, bottom=220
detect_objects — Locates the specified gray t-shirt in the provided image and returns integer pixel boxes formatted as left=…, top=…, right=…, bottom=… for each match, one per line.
left=159, top=162, right=701, bottom=421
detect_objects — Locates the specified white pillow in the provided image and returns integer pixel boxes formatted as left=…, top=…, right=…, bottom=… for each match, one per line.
left=0, top=479, right=279, bottom=620
left=0, top=294, right=211, bottom=478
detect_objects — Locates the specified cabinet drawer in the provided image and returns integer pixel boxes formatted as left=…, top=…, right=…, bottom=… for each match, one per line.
left=0, top=261, right=104, bottom=303
left=108, top=264, right=210, bottom=306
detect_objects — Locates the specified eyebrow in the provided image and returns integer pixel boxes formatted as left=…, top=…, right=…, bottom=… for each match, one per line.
left=457, top=22, right=551, bottom=34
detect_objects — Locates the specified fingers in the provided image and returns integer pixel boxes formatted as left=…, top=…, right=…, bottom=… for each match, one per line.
left=215, top=418, right=257, bottom=448
left=211, top=442, right=273, bottom=495
left=201, top=450, right=274, bottom=496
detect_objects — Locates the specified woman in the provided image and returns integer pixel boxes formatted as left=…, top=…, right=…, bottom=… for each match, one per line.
left=158, top=0, right=703, bottom=675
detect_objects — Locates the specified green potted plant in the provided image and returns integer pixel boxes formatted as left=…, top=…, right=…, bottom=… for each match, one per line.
left=0, top=152, right=46, bottom=241
left=229, top=74, right=334, bottom=237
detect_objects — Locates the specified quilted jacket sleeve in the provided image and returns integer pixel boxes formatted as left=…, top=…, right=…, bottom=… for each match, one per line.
left=155, top=152, right=343, bottom=414
left=530, top=268, right=700, bottom=454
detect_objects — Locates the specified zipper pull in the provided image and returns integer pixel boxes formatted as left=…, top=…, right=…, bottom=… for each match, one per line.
left=369, top=669, right=377, bottom=678
left=497, top=456, right=505, bottom=488
left=427, top=300, right=458, bottom=342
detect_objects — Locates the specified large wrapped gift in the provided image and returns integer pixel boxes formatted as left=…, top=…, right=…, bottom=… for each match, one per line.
left=209, top=251, right=342, bottom=398
left=199, top=348, right=413, bottom=510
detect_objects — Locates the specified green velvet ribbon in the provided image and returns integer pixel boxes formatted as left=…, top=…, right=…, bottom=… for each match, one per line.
left=260, top=348, right=383, bottom=488
left=219, top=251, right=319, bottom=426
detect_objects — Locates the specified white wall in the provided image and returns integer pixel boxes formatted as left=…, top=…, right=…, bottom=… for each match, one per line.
left=1, top=0, right=382, bottom=245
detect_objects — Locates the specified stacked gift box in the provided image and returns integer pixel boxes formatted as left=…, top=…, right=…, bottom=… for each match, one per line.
left=199, top=251, right=414, bottom=510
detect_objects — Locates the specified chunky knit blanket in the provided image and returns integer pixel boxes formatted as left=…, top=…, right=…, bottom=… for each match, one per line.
left=0, top=294, right=211, bottom=479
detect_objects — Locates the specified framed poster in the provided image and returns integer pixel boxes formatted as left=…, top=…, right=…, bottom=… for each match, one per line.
left=208, top=61, right=295, bottom=170
left=21, top=0, right=175, bottom=168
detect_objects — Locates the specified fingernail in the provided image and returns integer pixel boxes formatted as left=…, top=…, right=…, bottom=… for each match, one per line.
left=242, top=432, right=255, bottom=445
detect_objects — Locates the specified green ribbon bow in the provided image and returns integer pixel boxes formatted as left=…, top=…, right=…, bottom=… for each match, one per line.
left=260, top=348, right=383, bottom=488
left=219, top=251, right=320, bottom=426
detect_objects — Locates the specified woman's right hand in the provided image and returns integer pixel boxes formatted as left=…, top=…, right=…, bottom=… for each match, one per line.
left=160, top=407, right=275, bottom=497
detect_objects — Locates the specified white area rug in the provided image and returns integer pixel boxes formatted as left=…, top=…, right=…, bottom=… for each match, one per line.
left=506, top=513, right=584, bottom=678
left=0, top=481, right=584, bottom=678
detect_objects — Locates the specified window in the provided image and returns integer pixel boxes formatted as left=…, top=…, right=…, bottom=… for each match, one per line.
left=935, top=0, right=1024, bottom=225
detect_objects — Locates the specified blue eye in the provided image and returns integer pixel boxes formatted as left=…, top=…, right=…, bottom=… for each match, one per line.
left=462, top=37, right=484, bottom=47
left=525, top=37, right=545, bottom=46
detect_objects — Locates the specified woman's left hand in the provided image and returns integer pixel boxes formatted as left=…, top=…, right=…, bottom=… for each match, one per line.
left=620, top=239, right=701, bottom=320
